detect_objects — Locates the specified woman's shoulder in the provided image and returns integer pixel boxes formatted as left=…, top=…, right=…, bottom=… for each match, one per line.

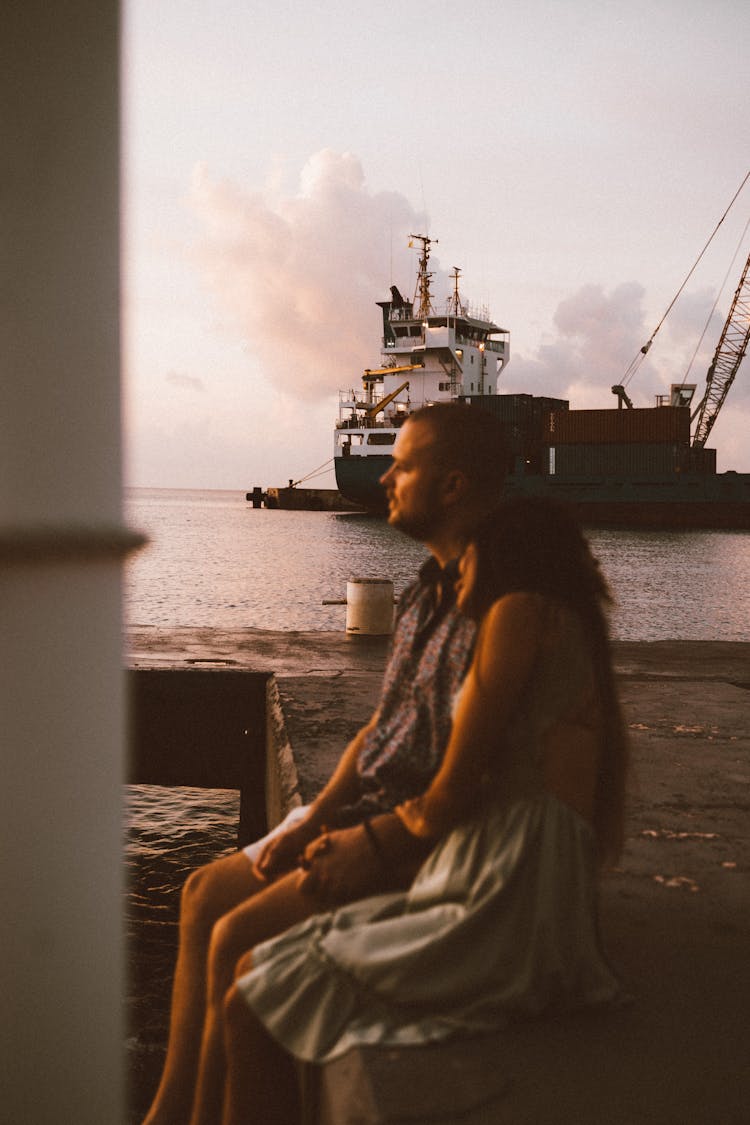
left=481, top=591, right=550, bottom=638
left=471, top=593, right=548, bottom=697
left=484, top=592, right=582, bottom=637
left=478, top=593, right=586, bottom=676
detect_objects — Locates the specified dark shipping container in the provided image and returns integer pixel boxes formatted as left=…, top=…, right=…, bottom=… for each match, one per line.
left=549, top=442, right=685, bottom=477
left=466, top=394, right=569, bottom=475
left=465, top=393, right=569, bottom=426
left=545, top=406, right=691, bottom=446
left=685, top=446, right=717, bottom=474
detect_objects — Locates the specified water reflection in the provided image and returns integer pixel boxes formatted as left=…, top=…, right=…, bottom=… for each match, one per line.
left=124, top=490, right=750, bottom=640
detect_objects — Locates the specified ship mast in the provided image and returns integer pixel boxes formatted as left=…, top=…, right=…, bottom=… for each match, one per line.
left=447, top=266, right=465, bottom=316
left=410, top=234, right=438, bottom=319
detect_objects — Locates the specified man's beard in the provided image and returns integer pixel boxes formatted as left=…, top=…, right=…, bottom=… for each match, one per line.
left=387, top=501, right=443, bottom=542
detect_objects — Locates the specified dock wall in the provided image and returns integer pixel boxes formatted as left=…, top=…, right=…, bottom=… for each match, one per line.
left=128, top=668, right=302, bottom=847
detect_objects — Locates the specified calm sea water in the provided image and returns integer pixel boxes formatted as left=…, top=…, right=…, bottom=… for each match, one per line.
left=124, top=487, right=749, bottom=1112
left=124, top=487, right=750, bottom=641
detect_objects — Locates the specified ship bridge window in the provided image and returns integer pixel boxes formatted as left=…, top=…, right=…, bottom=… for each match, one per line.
left=367, top=433, right=396, bottom=445
left=339, top=433, right=363, bottom=446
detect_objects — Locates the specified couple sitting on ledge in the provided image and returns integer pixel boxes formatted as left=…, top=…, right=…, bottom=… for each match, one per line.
left=144, top=403, right=628, bottom=1125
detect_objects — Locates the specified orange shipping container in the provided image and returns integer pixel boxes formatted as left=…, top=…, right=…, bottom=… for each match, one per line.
left=544, top=406, right=690, bottom=445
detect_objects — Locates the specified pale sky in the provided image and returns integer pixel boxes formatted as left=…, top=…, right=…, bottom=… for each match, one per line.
left=122, top=0, right=750, bottom=490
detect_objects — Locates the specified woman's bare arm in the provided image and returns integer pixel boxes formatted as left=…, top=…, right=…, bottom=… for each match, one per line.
left=396, top=593, right=545, bottom=840
left=290, top=596, right=547, bottom=893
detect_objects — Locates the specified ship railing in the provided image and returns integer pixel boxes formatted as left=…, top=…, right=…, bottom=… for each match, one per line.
left=443, top=298, right=494, bottom=322
left=383, top=335, right=425, bottom=350
left=483, top=337, right=508, bottom=353
left=381, top=331, right=506, bottom=355
left=338, top=388, right=390, bottom=408
left=336, top=415, right=390, bottom=431
left=388, top=306, right=416, bottom=322
left=454, top=333, right=507, bottom=353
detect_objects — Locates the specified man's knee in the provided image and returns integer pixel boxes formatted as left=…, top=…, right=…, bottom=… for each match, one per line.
left=181, top=852, right=259, bottom=934
left=182, top=860, right=220, bottom=926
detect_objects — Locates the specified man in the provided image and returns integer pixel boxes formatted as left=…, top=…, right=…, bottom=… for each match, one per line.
left=144, top=403, right=507, bottom=1125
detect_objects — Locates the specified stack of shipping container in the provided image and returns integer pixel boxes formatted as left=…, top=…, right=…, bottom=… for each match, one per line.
left=465, top=395, right=717, bottom=479
left=543, top=406, right=716, bottom=477
left=463, top=393, right=569, bottom=475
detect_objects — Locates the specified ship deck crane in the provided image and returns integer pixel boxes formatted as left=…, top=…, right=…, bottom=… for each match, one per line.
left=362, top=364, right=422, bottom=381
left=691, top=249, right=750, bottom=449
left=611, top=384, right=634, bottom=409
left=359, top=379, right=411, bottom=418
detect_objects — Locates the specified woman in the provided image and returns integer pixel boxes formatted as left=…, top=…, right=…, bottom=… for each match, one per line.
left=215, top=498, right=629, bottom=1124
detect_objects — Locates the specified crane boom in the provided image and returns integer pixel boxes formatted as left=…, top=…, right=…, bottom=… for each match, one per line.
left=363, top=364, right=422, bottom=379
left=360, top=379, right=410, bottom=418
left=691, top=250, right=750, bottom=448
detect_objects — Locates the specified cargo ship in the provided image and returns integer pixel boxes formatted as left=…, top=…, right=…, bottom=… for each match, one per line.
left=334, top=235, right=750, bottom=529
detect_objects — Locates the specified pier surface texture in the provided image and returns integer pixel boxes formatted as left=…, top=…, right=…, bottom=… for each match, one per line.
left=128, top=628, right=750, bottom=1124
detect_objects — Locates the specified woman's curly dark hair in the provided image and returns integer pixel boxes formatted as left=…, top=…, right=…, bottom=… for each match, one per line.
left=468, top=496, right=628, bottom=864
left=468, top=495, right=611, bottom=614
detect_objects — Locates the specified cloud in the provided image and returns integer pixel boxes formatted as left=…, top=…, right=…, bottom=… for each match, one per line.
left=506, top=280, right=746, bottom=412
left=165, top=370, right=206, bottom=392
left=185, top=154, right=747, bottom=469
left=187, top=150, right=433, bottom=401
left=501, top=279, right=748, bottom=469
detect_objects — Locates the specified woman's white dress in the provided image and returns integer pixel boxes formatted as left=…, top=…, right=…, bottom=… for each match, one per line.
left=236, top=607, right=621, bottom=1063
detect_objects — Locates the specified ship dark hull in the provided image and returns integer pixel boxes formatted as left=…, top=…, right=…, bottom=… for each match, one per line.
left=334, top=454, right=391, bottom=513
left=335, top=454, right=750, bottom=529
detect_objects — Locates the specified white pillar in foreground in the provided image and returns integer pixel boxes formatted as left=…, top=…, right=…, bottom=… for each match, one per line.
left=1, top=4, right=131, bottom=1121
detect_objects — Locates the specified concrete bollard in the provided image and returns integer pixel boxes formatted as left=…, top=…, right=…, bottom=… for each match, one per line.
left=345, top=578, right=394, bottom=635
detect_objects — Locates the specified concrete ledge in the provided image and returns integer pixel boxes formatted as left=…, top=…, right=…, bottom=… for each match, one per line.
left=126, top=631, right=750, bottom=1123
left=265, top=674, right=303, bottom=826
left=317, top=1035, right=512, bottom=1124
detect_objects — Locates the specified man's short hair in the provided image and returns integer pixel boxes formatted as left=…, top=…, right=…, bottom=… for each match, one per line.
left=406, top=402, right=509, bottom=506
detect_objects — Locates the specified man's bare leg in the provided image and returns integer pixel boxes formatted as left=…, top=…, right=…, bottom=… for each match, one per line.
left=142, top=850, right=264, bottom=1125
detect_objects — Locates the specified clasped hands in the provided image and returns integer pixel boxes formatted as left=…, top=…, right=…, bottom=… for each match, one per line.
left=253, top=819, right=381, bottom=905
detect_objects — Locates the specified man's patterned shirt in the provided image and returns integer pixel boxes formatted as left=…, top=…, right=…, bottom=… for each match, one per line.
left=341, top=556, right=476, bottom=821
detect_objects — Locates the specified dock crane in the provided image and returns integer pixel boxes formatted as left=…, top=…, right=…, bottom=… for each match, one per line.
left=614, top=171, right=749, bottom=432
left=691, top=249, right=750, bottom=449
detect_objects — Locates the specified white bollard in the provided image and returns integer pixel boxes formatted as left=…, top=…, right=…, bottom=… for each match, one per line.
left=345, top=578, right=394, bottom=635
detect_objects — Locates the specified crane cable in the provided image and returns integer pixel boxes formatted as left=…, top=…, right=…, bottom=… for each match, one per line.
left=621, top=168, right=750, bottom=389
left=677, top=215, right=750, bottom=392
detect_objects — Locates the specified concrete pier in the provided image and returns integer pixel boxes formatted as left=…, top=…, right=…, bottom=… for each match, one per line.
left=247, top=486, right=364, bottom=511
left=127, top=628, right=750, bottom=1123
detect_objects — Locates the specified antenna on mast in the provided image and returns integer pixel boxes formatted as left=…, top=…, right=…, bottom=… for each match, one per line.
left=409, top=234, right=438, bottom=319
left=447, top=267, right=465, bottom=316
